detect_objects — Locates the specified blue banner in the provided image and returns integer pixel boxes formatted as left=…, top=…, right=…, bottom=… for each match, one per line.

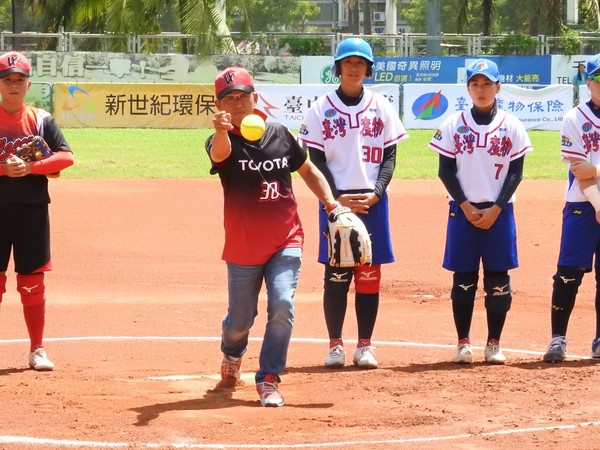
left=368, top=55, right=552, bottom=85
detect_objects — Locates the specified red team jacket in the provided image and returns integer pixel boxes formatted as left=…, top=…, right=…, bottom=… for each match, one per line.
left=0, top=105, right=71, bottom=204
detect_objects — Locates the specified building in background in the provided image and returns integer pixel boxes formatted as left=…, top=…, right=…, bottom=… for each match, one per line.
left=307, top=0, right=410, bottom=34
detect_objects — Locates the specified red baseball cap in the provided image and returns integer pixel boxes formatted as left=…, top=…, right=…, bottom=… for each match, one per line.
left=0, top=51, right=31, bottom=78
left=215, top=66, right=254, bottom=100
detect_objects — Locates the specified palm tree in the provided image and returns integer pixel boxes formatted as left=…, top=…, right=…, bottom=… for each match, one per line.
left=583, top=0, right=600, bottom=28
left=19, top=0, right=249, bottom=54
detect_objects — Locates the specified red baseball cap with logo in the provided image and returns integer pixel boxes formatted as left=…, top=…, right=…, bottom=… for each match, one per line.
left=0, top=51, right=31, bottom=78
left=214, top=66, right=254, bottom=100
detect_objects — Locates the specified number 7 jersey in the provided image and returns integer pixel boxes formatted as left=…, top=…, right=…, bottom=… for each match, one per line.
left=429, top=109, right=533, bottom=203
left=299, top=89, right=408, bottom=190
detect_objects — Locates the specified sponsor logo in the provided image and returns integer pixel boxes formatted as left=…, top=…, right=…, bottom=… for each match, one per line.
left=358, top=270, right=378, bottom=281
left=561, top=135, right=572, bottom=147
left=411, top=91, right=448, bottom=120
left=559, top=276, right=576, bottom=284
left=458, top=283, right=474, bottom=291
left=320, top=64, right=340, bottom=84
left=492, top=284, right=509, bottom=296
left=21, top=285, right=38, bottom=293
left=329, top=272, right=349, bottom=283
left=238, top=157, right=289, bottom=172
left=63, top=85, right=95, bottom=113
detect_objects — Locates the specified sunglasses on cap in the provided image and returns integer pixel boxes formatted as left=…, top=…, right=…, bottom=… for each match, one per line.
left=590, top=73, right=600, bottom=83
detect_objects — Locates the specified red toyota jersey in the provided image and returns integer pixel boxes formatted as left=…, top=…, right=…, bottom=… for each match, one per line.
left=206, top=122, right=307, bottom=265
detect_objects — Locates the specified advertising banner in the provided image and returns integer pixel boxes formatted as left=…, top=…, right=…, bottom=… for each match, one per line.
left=255, top=84, right=399, bottom=131
left=403, top=83, right=572, bottom=131
left=54, top=83, right=216, bottom=128
left=301, top=55, right=552, bottom=86
left=55, top=82, right=398, bottom=130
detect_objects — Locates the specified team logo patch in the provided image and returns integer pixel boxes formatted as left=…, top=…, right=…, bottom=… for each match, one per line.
left=457, top=125, right=470, bottom=134
left=582, top=122, right=593, bottom=132
left=472, top=60, right=489, bottom=73
left=433, top=129, right=442, bottom=141
left=324, top=108, right=337, bottom=118
left=561, top=135, right=572, bottom=147
left=411, top=91, right=448, bottom=120
left=298, top=125, right=308, bottom=135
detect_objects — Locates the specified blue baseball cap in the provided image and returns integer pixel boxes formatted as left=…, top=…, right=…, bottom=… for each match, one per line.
left=466, top=58, right=499, bottom=82
left=587, top=53, right=600, bottom=75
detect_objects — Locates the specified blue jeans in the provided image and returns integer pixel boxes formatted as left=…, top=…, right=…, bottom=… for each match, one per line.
left=221, top=247, right=301, bottom=383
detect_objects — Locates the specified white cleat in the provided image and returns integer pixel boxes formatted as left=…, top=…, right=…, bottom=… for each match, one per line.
left=484, top=342, right=507, bottom=365
left=324, top=345, right=346, bottom=368
left=29, top=348, right=55, bottom=371
left=452, top=341, right=473, bottom=364
left=353, top=346, right=378, bottom=369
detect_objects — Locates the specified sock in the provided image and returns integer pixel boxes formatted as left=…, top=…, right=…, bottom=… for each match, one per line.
left=0, top=273, right=6, bottom=302
left=486, top=310, right=507, bottom=343
left=23, top=303, right=45, bottom=351
left=357, top=338, right=371, bottom=348
left=355, top=293, right=379, bottom=340
left=329, top=338, right=343, bottom=348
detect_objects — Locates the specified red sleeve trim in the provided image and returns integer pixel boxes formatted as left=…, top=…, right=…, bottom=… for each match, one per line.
left=30, top=151, right=74, bottom=175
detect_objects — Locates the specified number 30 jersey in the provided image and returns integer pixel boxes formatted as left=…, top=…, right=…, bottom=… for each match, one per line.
left=299, top=89, right=408, bottom=191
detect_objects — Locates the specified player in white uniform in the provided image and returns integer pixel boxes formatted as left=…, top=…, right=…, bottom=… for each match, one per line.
left=543, top=53, right=600, bottom=362
left=299, top=37, right=408, bottom=369
left=429, top=58, right=533, bottom=365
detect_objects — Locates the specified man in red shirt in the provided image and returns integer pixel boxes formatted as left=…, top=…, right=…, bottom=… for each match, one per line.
left=206, top=66, right=337, bottom=407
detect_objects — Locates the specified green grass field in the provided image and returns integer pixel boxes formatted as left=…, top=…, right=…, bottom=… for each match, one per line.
left=61, top=128, right=565, bottom=180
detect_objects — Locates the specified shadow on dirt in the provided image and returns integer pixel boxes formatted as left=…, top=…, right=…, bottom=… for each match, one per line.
left=129, top=378, right=333, bottom=425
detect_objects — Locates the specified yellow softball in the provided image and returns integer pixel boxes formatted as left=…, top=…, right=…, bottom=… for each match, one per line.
left=240, top=114, right=266, bottom=141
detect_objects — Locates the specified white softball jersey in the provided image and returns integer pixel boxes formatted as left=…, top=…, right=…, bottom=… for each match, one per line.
left=299, top=89, right=408, bottom=191
left=560, top=103, right=600, bottom=202
left=429, top=109, right=532, bottom=203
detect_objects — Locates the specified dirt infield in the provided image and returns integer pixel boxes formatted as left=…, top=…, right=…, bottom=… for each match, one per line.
left=1, top=178, right=600, bottom=449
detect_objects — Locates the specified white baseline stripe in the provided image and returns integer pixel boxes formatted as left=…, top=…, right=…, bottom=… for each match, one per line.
left=0, top=335, right=590, bottom=359
left=1, top=420, right=600, bottom=448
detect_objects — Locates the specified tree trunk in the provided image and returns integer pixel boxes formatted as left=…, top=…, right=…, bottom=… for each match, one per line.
left=12, top=0, right=25, bottom=50
left=179, top=0, right=189, bottom=54
left=547, top=0, right=564, bottom=36
left=351, top=1, right=360, bottom=34
left=528, top=0, right=541, bottom=35
left=482, top=0, right=493, bottom=36
left=362, top=0, right=371, bottom=34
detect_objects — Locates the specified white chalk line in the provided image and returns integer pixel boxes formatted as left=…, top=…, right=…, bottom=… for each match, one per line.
left=0, top=335, right=596, bottom=448
left=1, top=420, right=600, bottom=448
